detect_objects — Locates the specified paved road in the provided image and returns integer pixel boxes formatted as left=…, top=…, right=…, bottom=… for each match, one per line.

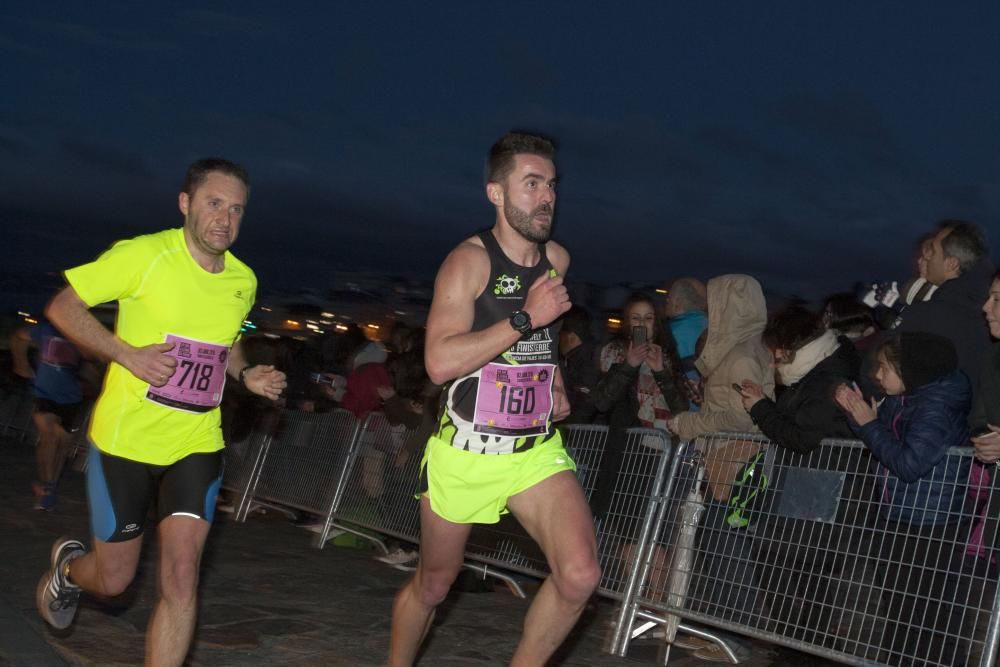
left=0, top=434, right=833, bottom=666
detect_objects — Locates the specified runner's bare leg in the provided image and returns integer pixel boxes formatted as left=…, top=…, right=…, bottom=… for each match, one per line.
left=506, top=470, right=600, bottom=666
left=388, top=496, right=471, bottom=666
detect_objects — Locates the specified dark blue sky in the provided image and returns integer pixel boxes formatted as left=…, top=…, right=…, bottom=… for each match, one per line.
left=3, top=3, right=999, bottom=301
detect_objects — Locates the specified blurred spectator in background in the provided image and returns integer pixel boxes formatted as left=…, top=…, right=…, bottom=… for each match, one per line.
left=594, top=292, right=687, bottom=433
left=822, top=292, right=879, bottom=352
left=741, top=304, right=859, bottom=454
left=895, top=221, right=992, bottom=424
left=589, top=292, right=686, bottom=613
left=738, top=305, right=869, bottom=647
left=558, top=306, right=600, bottom=424
left=10, top=319, right=86, bottom=510
left=836, top=332, right=971, bottom=665
left=665, top=278, right=708, bottom=411
left=865, top=231, right=938, bottom=329
left=666, top=274, right=773, bottom=662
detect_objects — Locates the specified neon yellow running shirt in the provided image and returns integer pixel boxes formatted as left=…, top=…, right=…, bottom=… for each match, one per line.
left=65, top=228, right=256, bottom=465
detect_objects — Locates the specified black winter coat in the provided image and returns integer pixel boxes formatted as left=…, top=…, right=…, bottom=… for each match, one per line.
left=749, top=343, right=860, bottom=454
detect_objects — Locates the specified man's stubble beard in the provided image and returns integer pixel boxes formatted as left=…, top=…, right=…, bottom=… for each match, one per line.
left=504, top=199, right=553, bottom=244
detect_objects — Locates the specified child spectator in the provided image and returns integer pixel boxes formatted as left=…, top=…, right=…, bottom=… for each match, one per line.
left=836, top=332, right=971, bottom=665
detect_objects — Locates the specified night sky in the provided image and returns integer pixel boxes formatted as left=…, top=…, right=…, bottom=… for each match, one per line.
left=3, top=3, right=999, bottom=304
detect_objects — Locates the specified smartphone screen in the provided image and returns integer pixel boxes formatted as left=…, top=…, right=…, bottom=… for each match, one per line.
left=631, top=326, right=647, bottom=344
left=732, top=383, right=745, bottom=393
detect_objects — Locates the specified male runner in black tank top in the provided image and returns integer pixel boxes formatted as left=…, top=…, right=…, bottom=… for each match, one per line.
left=388, top=133, right=600, bottom=666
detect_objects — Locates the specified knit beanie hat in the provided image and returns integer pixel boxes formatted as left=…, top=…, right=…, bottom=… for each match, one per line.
left=898, top=332, right=958, bottom=391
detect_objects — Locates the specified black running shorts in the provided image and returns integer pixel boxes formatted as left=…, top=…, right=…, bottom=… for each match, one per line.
left=86, top=444, right=223, bottom=543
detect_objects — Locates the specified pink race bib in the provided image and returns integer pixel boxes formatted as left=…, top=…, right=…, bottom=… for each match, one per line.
left=473, top=362, right=554, bottom=436
left=145, top=335, right=229, bottom=413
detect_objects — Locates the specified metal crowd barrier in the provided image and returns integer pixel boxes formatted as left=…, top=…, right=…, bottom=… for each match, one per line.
left=223, top=410, right=1000, bottom=666
left=321, top=411, right=423, bottom=552
left=615, top=431, right=1000, bottom=667
left=231, top=409, right=673, bottom=603
left=237, top=408, right=361, bottom=525
left=221, top=408, right=279, bottom=520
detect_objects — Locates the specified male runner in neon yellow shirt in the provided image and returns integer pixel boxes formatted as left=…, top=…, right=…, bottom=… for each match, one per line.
left=36, top=159, right=287, bottom=666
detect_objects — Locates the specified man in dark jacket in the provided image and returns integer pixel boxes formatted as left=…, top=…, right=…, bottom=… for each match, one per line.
left=896, top=221, right=992, bottom=423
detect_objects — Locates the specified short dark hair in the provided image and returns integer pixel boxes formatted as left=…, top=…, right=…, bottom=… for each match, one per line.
left=938, top=220, right=986, bottom=274
left=485, top=132, right=555, bottom=186
left=182, top=158, right=250, bottom=197
left=763, top=305, right=825, bottom=358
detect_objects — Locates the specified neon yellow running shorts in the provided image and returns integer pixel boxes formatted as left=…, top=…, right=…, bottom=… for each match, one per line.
left=420, top=431, right=576, bottom=525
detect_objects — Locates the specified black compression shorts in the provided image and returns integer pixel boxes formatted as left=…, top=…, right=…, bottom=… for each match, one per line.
left=86, top=444, right=223, bottom=543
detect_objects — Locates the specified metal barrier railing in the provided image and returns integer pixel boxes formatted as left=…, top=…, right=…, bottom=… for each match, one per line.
left=321, top=412, right=422, bottom=552
left=618, top=432, right=1000, bottom=667
left=239, top=408, right=361, bottom=523
left=222, top=411, right=1000, bottom=666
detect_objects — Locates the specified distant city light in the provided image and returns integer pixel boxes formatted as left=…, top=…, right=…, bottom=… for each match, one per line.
left=655, top=288, right=668, bottom=294
left=25, top=317, right=38, bottom=324
left=321, top=311, right=334, bottom=318
left=608, top=317, right=621, bottom=325
left=260, top=306, right=272, bottom=312
left=17, top=311, right=30, bottom=317
left=242, top=320, right=257, bottom=330
left=366, top=323, right=380, bottom=330
left=335, top=324, right=349, bottom=332
left=285, top=319, right=300, bottom=326
left=320, top=319, right=332, bottom=325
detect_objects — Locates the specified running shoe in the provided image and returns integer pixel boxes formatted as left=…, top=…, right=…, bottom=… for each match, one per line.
left=39, top=491, right=57, bottom=511
left=374, top=548, right=419, bottom=566
left=36, top=537, right=86, bottom=629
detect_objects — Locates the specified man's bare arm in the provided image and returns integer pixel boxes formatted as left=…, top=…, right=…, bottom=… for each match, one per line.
left=425, top=244, right=571, bottom=385
left=227, top=339, right=287, bottom=401
left=9, top=328, right=34, bottom=380
left=46, top=286, right=176, bottom=387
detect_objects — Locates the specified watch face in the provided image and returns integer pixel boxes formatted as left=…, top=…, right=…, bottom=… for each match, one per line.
left=511, top=311, right=530, bottom=330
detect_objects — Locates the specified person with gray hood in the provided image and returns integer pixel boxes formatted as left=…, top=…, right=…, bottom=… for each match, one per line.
left=666, top=274, right=774, bottom=663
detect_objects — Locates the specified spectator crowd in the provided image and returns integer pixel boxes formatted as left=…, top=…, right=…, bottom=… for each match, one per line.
left=7, top=218, right=999, bottom=665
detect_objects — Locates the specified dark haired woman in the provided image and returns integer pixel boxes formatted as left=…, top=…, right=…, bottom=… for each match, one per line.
left=740, top=305, right=859, bottom=453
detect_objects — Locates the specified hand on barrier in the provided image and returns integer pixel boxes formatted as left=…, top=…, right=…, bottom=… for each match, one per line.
left=972, top=424, right=1000, bottom=463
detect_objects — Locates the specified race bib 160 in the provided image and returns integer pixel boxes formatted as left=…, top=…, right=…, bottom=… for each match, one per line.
left=472, top=362, right=555, bottom=436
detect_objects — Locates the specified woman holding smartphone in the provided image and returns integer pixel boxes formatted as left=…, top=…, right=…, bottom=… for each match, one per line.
left=591, top=291, right=687, bottom=431
left=588, top=292, right=687, bottom=628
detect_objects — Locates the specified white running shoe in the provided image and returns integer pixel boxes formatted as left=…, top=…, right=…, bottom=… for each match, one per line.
left=36, top=537, right=86, bottom=629
left=375, top=548, right=419, bottom=566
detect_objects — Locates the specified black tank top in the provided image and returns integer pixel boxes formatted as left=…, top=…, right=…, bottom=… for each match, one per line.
left=433, top=230, right=562, bottom=454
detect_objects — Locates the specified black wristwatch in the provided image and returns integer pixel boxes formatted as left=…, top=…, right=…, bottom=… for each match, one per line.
left=509, top=309, right=532, bottom=334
